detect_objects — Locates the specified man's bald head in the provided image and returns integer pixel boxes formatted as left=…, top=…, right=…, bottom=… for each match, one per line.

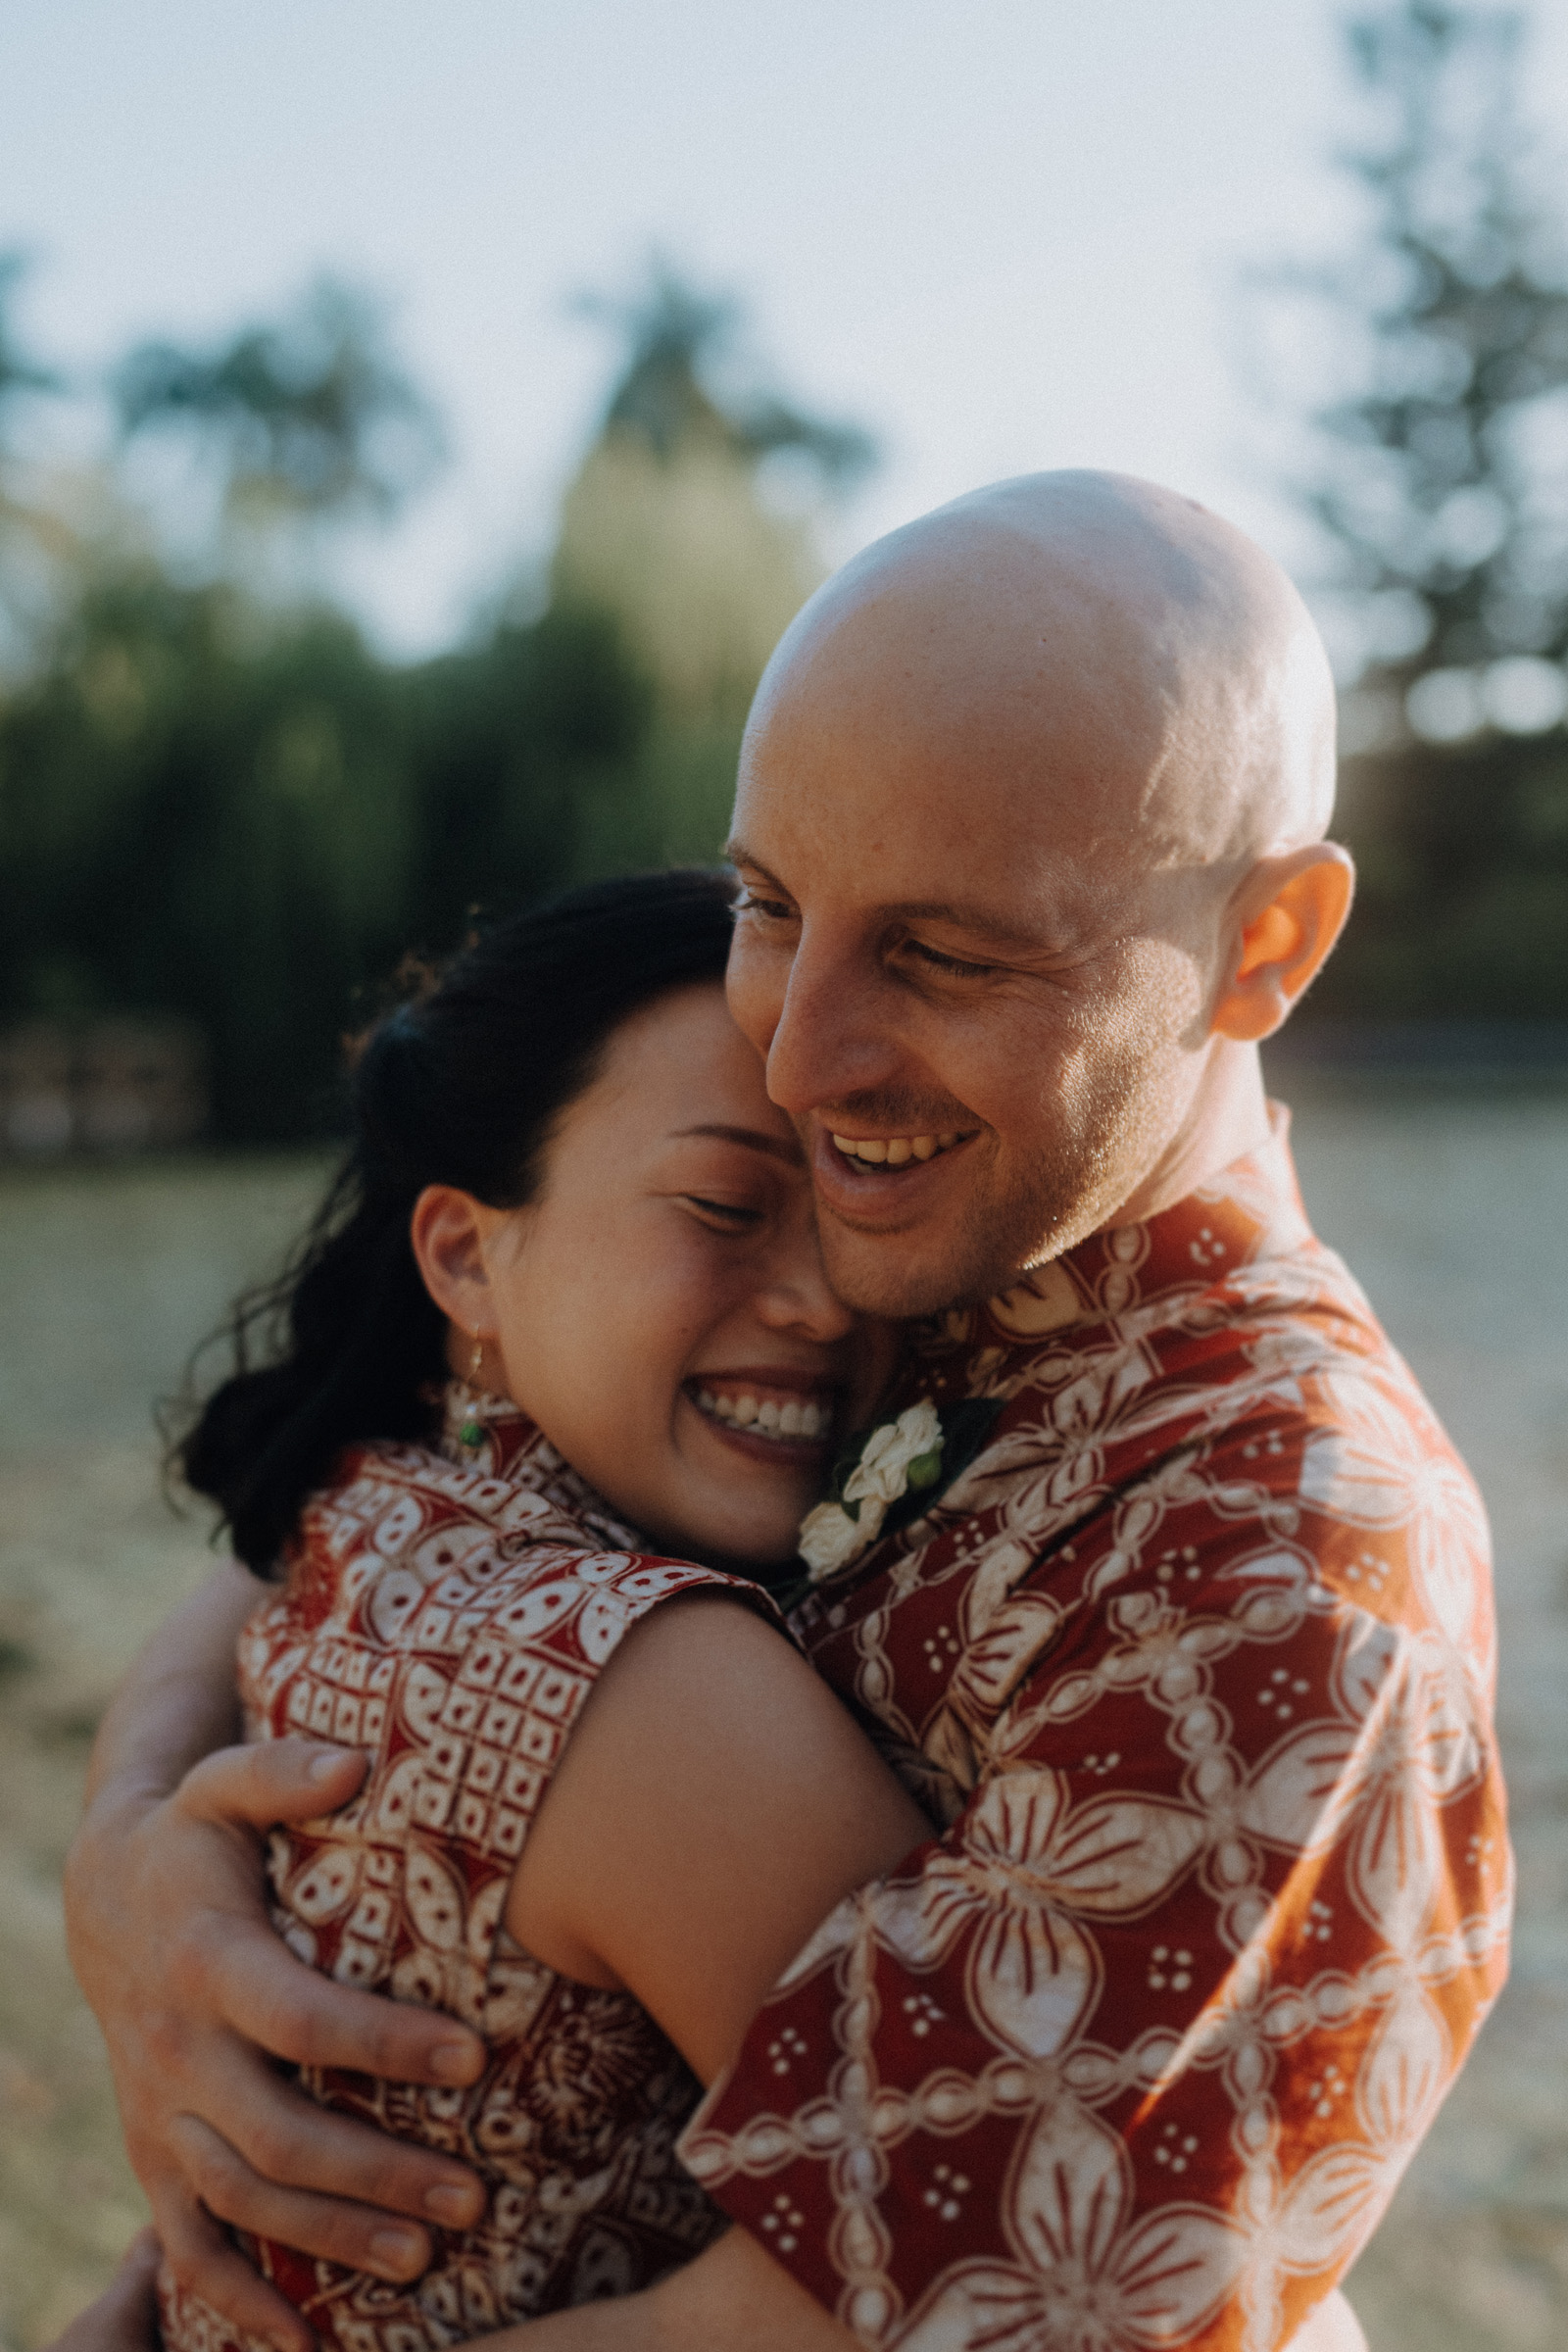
left=725, top=470, right=1351, bottom=1317
left=748, top=469, right=1337, bottom=874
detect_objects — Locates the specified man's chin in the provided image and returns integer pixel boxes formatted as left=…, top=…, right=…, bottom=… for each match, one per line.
left=818, top=1221, right=1016, bottom=1324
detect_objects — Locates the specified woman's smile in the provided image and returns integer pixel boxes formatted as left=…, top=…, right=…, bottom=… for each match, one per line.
left=684, top=1367, right=839, bottom=1463
left=425, top=982, right=902, bottom=1569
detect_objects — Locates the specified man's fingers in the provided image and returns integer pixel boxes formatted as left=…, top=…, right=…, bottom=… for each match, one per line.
left=200, top=1915, right=484, bottom=2088
left=169, top=2081, right=485, bottom=2235
left=156, top=2194, right=316, bottom=2352
left=176, top=1737, right=368, bottom=1830
left=170, top=2111, right=456, bottom=2288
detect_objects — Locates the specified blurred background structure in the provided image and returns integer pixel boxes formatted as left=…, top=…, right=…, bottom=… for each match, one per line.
left=2, top=4, right=1567, bottom=2348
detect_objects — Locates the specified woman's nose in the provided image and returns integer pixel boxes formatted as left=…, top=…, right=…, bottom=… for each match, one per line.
left=751, top=1237, right=856, bottom=1343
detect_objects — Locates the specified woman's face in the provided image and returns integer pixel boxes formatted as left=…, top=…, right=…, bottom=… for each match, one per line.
left=457, top=984, right=901, bottom=1568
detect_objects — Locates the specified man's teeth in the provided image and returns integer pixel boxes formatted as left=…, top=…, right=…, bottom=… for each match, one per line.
left=695, top=1391, right=829, bottom=1442
left=831, top=1131, right=960, bottom=1165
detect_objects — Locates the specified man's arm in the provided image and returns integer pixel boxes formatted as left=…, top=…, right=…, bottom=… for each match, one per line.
left=65, top=1566, right=487, bottom=2352
left=480, top=2226, right=855, bottom=2350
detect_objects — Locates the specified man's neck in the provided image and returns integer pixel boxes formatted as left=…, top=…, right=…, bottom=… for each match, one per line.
left=1108, top=1039, right=1273, bottom=1232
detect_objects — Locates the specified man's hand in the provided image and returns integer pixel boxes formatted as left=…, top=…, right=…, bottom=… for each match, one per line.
left=42, top=2229, right=162, bottom=2352
left=67, top=1734, right=486, bottom=2352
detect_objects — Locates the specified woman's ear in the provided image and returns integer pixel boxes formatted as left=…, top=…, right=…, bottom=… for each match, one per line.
left=410, top=1186, right=495, bottom=1337
left=1210, top=844, right=1355, bottom=1044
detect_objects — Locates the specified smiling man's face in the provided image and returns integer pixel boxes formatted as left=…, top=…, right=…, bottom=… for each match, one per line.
left=724, top=472, right=1341, bottom=1320
left=725, top=687, right=1218, bottom=1320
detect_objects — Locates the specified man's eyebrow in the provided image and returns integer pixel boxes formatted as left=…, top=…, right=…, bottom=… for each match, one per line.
left=880, top=901, right=1054, bottom=953
left=728, top=844, right=1058, bottom=955
left=671, top=1123, right=805, bottom=1166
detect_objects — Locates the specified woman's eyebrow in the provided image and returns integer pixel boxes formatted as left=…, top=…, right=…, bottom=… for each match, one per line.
left=671, top=1123, right=804, bottom=1166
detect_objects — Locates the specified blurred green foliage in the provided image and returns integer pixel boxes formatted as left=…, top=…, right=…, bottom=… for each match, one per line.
left=1267, top=1, right=1568, bottom=1021
left=0, top=264, right=860, bottom=1139
left=0, top=576, right=652, bottom=1138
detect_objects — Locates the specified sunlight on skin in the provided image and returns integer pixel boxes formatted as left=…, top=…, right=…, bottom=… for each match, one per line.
left=724, top=469, right=1353, bottom=1320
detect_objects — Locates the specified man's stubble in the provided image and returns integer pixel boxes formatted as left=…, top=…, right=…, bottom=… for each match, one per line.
left=806, top=1027, right=1198, bottom=1322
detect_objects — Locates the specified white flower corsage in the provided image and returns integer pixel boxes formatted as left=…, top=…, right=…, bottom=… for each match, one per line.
left=797, top=1398, right=945, bottom=1583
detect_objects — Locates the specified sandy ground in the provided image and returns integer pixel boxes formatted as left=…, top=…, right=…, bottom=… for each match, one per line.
left=0, top=1097, right=1565, bottom=2351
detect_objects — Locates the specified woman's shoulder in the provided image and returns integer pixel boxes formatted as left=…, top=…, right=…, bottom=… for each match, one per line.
left=243, top=1428, right=780, bottom=1901
left=249, top=1417, right=780, bottom=1737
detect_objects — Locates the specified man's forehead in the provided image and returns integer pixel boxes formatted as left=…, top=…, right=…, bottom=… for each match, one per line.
left=726, top=823, right=1151, bottom=949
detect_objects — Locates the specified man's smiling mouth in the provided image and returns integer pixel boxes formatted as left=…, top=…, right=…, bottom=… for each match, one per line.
left=829, top=1130, right=972, bottom=1167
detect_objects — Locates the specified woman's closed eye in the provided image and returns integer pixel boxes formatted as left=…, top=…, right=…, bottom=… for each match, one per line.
left=681, top=1194, right=764, bottom=1230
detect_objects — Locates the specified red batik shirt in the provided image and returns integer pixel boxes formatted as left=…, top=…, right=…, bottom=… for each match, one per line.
left=681, top=1112, right=1511, bottom=2352
left=160, top=1390, right=762, bottom=2352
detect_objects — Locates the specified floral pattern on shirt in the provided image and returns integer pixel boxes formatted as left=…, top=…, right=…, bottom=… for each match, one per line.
left=681, top=1112, right=1510, bottom=2352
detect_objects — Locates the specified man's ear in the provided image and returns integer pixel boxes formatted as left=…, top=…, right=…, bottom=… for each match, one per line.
left=410, top=1185, right=495, bottom=1337
left=1210, top=844, right=1355, bottom=1045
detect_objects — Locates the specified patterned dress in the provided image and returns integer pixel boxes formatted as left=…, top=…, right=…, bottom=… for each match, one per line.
left=160, top=1387, right=762, bottom=2352
left=683, top=1113, right=1511, bottom=2352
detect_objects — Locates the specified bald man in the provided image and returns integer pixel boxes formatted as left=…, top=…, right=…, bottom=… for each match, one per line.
left=65, top=474, right=1504, bottom=2352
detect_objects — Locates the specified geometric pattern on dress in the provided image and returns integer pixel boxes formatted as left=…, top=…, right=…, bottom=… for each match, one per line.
left=683, top=1112, right=1511, bottom=2351
left=160, top=1386, right=772, bottom=2352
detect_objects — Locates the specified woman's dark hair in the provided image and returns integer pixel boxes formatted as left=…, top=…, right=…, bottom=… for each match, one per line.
left=173, top=867, right=738, bottom=1575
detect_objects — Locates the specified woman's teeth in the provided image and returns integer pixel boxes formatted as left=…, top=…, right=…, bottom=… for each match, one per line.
left=695, top=1390, right=829, bottom=1442
left=832, top=1131, right=961, bottom=1165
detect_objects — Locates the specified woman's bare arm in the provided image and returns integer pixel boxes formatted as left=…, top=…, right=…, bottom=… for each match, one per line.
left=485, top=2225, right=851, bottom=2350
left=65, top=1566, right=487, bottom=2352
left=482, top=1592, right=931, bottom=2352
left=506, top=1592, right=931, bottom=2082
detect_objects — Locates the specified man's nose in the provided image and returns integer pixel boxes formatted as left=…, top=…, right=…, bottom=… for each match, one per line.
left=764, top=931, right=903, bottom=1117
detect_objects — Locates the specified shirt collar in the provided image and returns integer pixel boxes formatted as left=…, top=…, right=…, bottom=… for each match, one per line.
left=922, top=1102, right=1314, bottom=1365
left=435, top=1379, right=644, bottom=1552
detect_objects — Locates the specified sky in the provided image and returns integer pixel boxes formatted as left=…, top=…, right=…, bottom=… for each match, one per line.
left=6, top=0, right=1568, bottom=660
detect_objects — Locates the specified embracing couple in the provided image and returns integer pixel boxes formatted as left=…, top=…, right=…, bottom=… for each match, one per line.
left=61, top=473, right=1507, bottom=2352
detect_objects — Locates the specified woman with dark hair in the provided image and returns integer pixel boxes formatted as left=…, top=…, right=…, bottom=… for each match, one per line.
left=113, top=868, right=926, bottom=2352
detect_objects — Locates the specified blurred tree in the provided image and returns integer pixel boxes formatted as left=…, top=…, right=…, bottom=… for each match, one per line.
left=1263, top=1, right=1568, bottom=1020
left=578, top=267, right=875, bottom=484
left=0, top=253, right=60, bottom=442
left=0, top=571, right=416, bottom=1134
left=0, top=269, right=664, bottom=1139
left=402, top=604, right=657, bottom=949
left=0, top=253, right=72, bottom=654
left=0, top=572, right=657, bottom=1139
left=112, top=277, right=443, bottom=540
left=554, top=263, right=875, bottom=859
left=0, top=261, right=862, bottom=1140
